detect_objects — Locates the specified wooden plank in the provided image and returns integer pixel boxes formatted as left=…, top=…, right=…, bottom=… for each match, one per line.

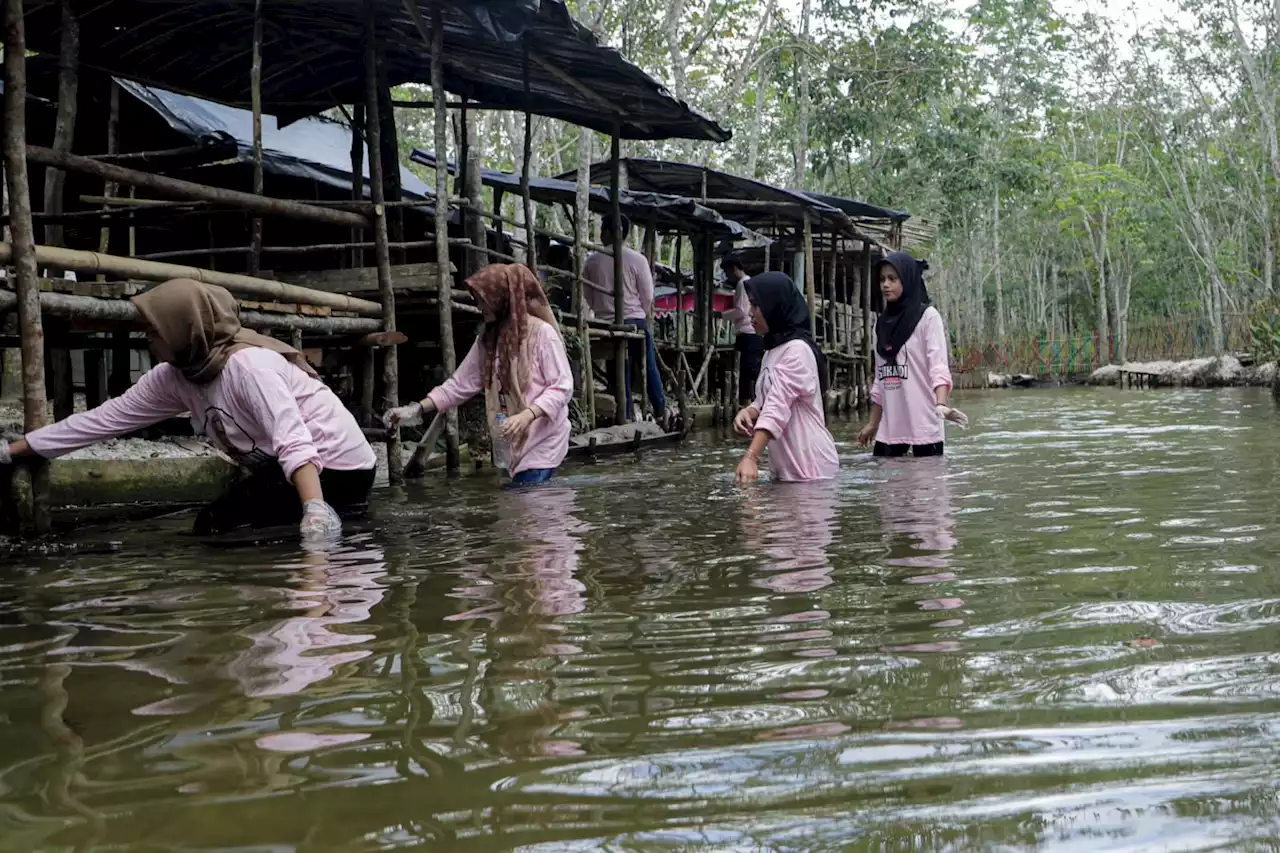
left=278, top=262, right=454, bottom=294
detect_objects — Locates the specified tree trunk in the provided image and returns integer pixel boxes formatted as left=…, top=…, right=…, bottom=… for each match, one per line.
left=993, top=190, right=1005, bottom=341
left=794, top=0, right=811, bottom=188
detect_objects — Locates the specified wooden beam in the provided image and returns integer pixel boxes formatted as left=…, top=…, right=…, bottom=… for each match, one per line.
left=25, top=146, right=370, bottom=230
left=610, top=130, right=627, bottom=425
left=248, top=0, right=265, bottom=276
left=41, top=0, right=78, bottom=251
left=428, top=2, right=460, bottom=472
left=0, top=243, right=384, bottom=316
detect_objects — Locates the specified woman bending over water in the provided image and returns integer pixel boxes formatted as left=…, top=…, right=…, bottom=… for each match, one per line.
left=384, top=263, right=573, bottom=487
left=858, top=252, right=968, bottom=457
left=0, top=279, right=376, bottom=544
left=732, top=272, right=839, bottom=483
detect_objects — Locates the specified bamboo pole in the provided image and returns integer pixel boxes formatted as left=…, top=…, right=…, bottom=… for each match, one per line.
left=0, top=243, right=383, bottom=315
left=0, top=289, right=380, bottom=333
left=826, top=229, right=837, bottom=350
left=609, top=130, right=626, bottom=425
left=248, top=0, right=264, bottom=276
left=364, top=0, right=402, bottom=481
left=521, top=45, right=537, bottom=276
left=26, top=146, right=369, bottom=230
left=804, top=214, right=816, bottom=338
left=349, top=103, right=365, bottom=270
left=573, top=128, right=595, bottom=430
left=461, top=106, right=485, bottom=277
left=430, top=6, right=460, bottom=472
left=639, top=218, right=656, bottom=421
left=42, top=0, right=78, bottom=252
left=862, top=246, right=873, bottom=405
left=4, top=0, right=50, bottom=534
left=674, top=234, right=687, bottom=420
left=96, top=82, right=120, bottom=264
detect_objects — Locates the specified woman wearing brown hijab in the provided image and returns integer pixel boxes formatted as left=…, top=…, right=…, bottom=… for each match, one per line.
left=0, top=279, right=376, bottom=543
left=384, top=264, right=573, bottom=486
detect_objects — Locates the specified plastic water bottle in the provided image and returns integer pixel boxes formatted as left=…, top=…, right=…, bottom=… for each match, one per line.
left=492, top=413, right=510, bottom=471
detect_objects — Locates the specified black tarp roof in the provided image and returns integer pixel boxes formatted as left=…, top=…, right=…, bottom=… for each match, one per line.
left=796, top=189, right=910, bottom=223
left=558, top=158, right=849, bottom=228
left=411, top=149, right=768, bottom=246
left=22, top=0, right=729, bottom=142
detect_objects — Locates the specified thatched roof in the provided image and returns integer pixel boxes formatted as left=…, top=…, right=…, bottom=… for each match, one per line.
left=22, top=0, right=730, bottom=142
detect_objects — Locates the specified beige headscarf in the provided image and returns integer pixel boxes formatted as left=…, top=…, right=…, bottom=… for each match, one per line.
left=131, top=279, right=319, bottom=384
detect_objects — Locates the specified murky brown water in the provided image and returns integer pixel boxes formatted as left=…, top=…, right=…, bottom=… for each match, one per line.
left=4, top=387, right=1280, bottom=851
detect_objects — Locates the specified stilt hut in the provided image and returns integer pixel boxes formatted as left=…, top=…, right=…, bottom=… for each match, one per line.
left=560, top=159, right=905, bottom=413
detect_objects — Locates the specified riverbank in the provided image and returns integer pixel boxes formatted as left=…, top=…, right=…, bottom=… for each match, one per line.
left=1087, top=356, right=1276, bottom=388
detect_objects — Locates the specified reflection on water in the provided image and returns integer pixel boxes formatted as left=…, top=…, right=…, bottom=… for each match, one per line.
left=6, top=388, right=1280, bottom=850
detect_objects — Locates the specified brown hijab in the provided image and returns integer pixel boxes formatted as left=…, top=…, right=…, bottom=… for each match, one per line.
left=465, top=264, right=558, bottom=419
left=131, top=279, right=319, bottom=384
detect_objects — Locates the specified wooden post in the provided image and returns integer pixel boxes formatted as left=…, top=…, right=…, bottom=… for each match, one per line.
left=674, top=234, right=687, bottom=421
left=376, top=81, right=405, bottom=264
left=803, top=215, right=817, bottom=338
left=826, top=231, right=837, bottom=351
left=349, top=103, right=365, bottom=269
left=364, top=0, right=403, bottom=481
left=521, top=45, right=537, bottom=275
left=640, top=218, right=657, bottom=421
left=862, top=246, right=874, bottom=406
left=248, top=0, right=264, bottom=276
left=430, top=6, right=460, bottom=471
left=361, top=348, right=377, bottom=427
left=96, top=81, right=120, bottom=264
left=609, top=130, right=627, bottom=425
left=4, top=0, right=51, bottom=534
left=460, top=101, right=485, bottom=277
left=49, top=335, right=73, bottom=422
left=84, top=346, right=107, bottom=409
left=573, top=128, right=595, bottom=429
left=43, top=0, right=78, bottom=252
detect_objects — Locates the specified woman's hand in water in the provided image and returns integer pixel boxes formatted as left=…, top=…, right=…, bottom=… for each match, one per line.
left=736, top=451, right=760, bottom=484
left=300, top=499, right=342, bottom=545
left=501, top=408, right=537, bottom=448
left=733, top=405, right=759, bottom=437
left=856, top=423, right=877, bottom=446
left=935, top=404, right=969, bottom=428
left=383, top=401, right=425, bottom=430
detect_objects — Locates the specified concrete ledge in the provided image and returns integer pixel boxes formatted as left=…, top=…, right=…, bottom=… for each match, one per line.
left=48, top=456, right=239, bottom=507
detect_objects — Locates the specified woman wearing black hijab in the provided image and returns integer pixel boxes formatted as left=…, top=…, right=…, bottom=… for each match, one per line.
left=731, top=272, right=839, bottom=482
left=857, top=252, right=967, bottom=457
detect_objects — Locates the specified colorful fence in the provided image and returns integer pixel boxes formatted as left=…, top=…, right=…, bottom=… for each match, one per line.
left=954, top=314, right=1252, bottom=377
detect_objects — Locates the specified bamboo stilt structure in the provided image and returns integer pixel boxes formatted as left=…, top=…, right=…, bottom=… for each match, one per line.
left=248, top=0, right=264, bottom=276
left=3, top=0, right=51, bottom=533
left=42, top=0, right=78, bottom=253
left=610, top=130, right=627, bottom=425
left=573, top=127, right=595, bottom=429
left=364, top=0, right=402, bottom=481
left=430, top=6, right=460, bottom=472
left=804, top=215, right=816, bottom=338
left=26, top=146, right=369, bottom=230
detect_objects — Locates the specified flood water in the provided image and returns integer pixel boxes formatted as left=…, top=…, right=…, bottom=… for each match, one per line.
left=5, top=387, right=1280, bottom=851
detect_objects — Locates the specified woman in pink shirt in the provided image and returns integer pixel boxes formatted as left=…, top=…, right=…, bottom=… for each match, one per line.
left=858, top=252, right=968, bottom=456
left=0, top=279, right=376, bottom=543
left=384, top=264, right=573, bottom=486
left=731, top=272, right=840, bottom=483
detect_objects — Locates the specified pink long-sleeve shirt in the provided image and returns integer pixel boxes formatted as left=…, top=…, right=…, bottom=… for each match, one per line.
left=722, top=276, right=756, bottom=334
left=870, top=306, right=953, bottom=446
left=26, top=348, right=376, bottom=478
left=426, top=317, right=573, bottom=475
left=752, top=340, right=839, bottom=482
left=582, top=246, right=654, bottom=321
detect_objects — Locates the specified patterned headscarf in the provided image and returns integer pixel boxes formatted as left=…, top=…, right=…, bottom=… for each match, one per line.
left=465, top=264, right=559, bottom=418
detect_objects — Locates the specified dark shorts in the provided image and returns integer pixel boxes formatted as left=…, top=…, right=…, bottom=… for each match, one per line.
left=735, top=333, right=764, bottom=404
left=193, top=465, right=375, bottom=535
left=873, top=441, right=944, bottom=458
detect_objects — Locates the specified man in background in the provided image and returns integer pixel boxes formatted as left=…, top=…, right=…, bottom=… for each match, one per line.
left=721, top=253, right=764, bottom=406
left=584, top=214, right=667, bottom=424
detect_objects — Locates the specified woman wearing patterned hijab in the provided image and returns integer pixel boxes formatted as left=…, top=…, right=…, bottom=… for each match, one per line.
left=385, top=264, right=574, bottom=486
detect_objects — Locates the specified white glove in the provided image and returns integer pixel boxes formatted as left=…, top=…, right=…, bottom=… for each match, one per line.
left=936, top=404, right=969, bottom=429
left=0, top=442, right=10, bottom=465
left=383, top=402, right=424, bottom=430
left=300, top=499, right=342, bottom=544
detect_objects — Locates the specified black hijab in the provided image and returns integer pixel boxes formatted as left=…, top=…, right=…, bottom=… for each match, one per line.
left=874, top=251, right=931, bottom=364
left=745, top=272, right=829, bottom=399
